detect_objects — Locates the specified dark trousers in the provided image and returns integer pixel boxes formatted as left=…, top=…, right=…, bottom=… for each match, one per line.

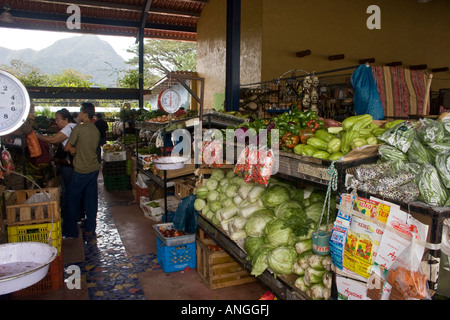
left=63, top=170, right=99, bottom=237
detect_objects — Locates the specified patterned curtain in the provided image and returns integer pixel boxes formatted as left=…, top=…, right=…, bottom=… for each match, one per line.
left=371, top=66, right=432, bottom=118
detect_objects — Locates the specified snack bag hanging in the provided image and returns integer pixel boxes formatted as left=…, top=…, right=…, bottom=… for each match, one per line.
left=26, top=131, right=42, bottom=158
left=1, top=146, right=15, bottom=175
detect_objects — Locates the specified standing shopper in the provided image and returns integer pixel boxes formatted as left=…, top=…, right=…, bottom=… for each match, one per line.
left=94, top=112, right=108, bottom=162
left=64, top=102, right=100, bottom=241
left=36, top=108, right=76, bottom=220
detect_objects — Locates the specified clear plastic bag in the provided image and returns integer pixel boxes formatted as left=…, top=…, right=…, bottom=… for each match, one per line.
left=386, top=241, right=431, bottom=300
left=417, top=163, right=449, bottom=206
left=378, top=121, right=416, bottom=153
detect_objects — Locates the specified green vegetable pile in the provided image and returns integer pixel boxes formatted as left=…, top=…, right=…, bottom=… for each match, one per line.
left=375, top=118, right=450, bottom=206
left=194, top=168, right=337, bottom=299
left=293, top=114, right=387, bottom=160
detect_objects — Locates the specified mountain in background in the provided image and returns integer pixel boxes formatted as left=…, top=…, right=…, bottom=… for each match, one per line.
left=0, top=34, right=128, bottom=87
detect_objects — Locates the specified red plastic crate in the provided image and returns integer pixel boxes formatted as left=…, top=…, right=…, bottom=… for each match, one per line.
left=11, top=254, right=64, bottom=297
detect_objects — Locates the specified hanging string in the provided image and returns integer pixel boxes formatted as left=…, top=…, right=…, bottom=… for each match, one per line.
left=317, top=161, right=338, bottom=231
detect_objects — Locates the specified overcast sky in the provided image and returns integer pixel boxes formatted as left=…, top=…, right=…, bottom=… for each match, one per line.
left=0, top=27, right=136, bottom=60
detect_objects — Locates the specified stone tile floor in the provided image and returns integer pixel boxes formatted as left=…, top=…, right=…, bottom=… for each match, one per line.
left=71, top=177, right=160, bottom=300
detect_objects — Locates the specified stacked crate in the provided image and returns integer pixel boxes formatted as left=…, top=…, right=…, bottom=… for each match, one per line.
left=4, top=188, right=64, bottom=296
left=102, top=160, right=131, bottom=192
left=196, top=229, right=255, bottom=290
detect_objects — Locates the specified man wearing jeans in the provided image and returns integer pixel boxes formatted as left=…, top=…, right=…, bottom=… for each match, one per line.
left=64, top=102, right=100, bottom=241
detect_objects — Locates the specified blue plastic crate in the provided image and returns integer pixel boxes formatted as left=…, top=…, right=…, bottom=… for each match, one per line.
left=156, top=237, right=196, bottom=273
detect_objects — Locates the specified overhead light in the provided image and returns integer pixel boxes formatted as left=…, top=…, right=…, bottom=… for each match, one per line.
left=0, top=3, right=14, bottom=23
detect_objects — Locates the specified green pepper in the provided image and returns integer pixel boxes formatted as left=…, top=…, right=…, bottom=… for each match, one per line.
left=279, top=112, right=290, bottom=122
left=318, top=119, right=325, bottom=129
left=305, top=110, right=318, bottom=120
left=327, top=138, right=342, bottom=154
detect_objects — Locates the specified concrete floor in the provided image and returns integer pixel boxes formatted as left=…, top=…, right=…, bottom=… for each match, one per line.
left=4, top=175, right=268, bottom=300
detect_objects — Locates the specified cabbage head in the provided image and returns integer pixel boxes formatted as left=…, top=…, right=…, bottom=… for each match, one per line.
left=274, top=200, right=304, bottom=221
left=260, top=185, right=291, bottom=209
left=267, top=246, right=298, bottom=275
left=244, top=209, right=274, bottom=237
left=207, top=190, right=219, bottom=202
left=251, top=244, right=274, bottom=276
left=244, top=236, right=266, bottom=261
left=194, top=198, right=206, bottom=212
left=264, top=219, right=296, bottom=246
left=195, top=187, right=209, bottom=200
left=211, top=168, right=225, bottom=181
left=205, top=178, right=219, bottom=190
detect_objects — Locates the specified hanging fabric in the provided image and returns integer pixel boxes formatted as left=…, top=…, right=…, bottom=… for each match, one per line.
left=350, top=64, right=385, bottom=120
left=370, top=66, right=432, bottom=118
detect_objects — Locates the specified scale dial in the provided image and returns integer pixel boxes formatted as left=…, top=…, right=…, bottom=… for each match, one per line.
left=0, top=70, right=31, bottom=136
left=158, top=89, right=181, bottom=114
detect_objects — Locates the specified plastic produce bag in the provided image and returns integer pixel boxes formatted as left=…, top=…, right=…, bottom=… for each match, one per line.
left=417, top=163, right=448, bottom=206
left=351, top=64, right=384, bottom=120
left=435, top=152, right=450, bottom=188
left=378, top=121, right=416, bottom=153
left=378, top=145, right=408, bottom=163
left=416, top=118, right=444, bottom=145
left=386, top=241, right=431, bottom=300
left=1, top=146, right=15, bottom=175
left=172, top=194, right=198, bottom=234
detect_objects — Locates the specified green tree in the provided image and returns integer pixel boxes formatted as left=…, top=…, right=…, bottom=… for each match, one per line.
left=2, top=59, right=49, bottom=86
left=119, top=39, right=196, bottom=88
left=48, top=68, right=95, bottom=87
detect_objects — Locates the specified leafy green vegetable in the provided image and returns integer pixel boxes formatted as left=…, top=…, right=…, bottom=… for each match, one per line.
left=194, top=198, right=206, bottom=211
left=274, top=200, right=304, bottom=220
left=205, top=178, right=219, bottom=190
left=304, top=268, right=327, bottom=285
left=267, top=246, right=298, bottom=275
left=206, top=190, right=219, bottom=202
left=295, top=239, right=312, bottom=254
left=244, top=236, right=266, bottom=261
left=244, top=209, right=274, bottom=237
left=264, top=219, right=296, bottom=246
left=211, top=168, right=225, bottom=180
left=261, top=184, right=291, bottom=209
left=251, top=244, right=274, bottom=276
left=195, top=187, right=209, bottom=199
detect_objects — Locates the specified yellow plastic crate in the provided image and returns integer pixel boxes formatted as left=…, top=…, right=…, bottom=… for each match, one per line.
left=7, top=220, right=62, bottom=255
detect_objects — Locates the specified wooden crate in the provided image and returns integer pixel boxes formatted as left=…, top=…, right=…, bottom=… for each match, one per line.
left=174, top=177, right=196, bottom=199
left=196, top=236, right=256, bottom=290
left=4, top=188, right=60, bottom=226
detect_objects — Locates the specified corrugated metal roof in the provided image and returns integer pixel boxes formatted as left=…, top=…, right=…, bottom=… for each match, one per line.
left=0, top=0, right=207, bottom=41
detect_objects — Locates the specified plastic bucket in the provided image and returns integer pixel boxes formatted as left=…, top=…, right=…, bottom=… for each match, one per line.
left=312, top=230, right=331, bottom=256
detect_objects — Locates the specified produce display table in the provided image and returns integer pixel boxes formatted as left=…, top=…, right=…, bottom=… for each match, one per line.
left=198, top=214, right=310, bottom=300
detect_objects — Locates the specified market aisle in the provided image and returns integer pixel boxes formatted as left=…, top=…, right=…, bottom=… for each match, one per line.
left=7, top=173, right=266, bottom=300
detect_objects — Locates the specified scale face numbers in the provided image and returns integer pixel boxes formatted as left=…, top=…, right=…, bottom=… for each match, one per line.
left=0, top=70, right=30, bottom=136
left=158, top=89, right=181, bottom=114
